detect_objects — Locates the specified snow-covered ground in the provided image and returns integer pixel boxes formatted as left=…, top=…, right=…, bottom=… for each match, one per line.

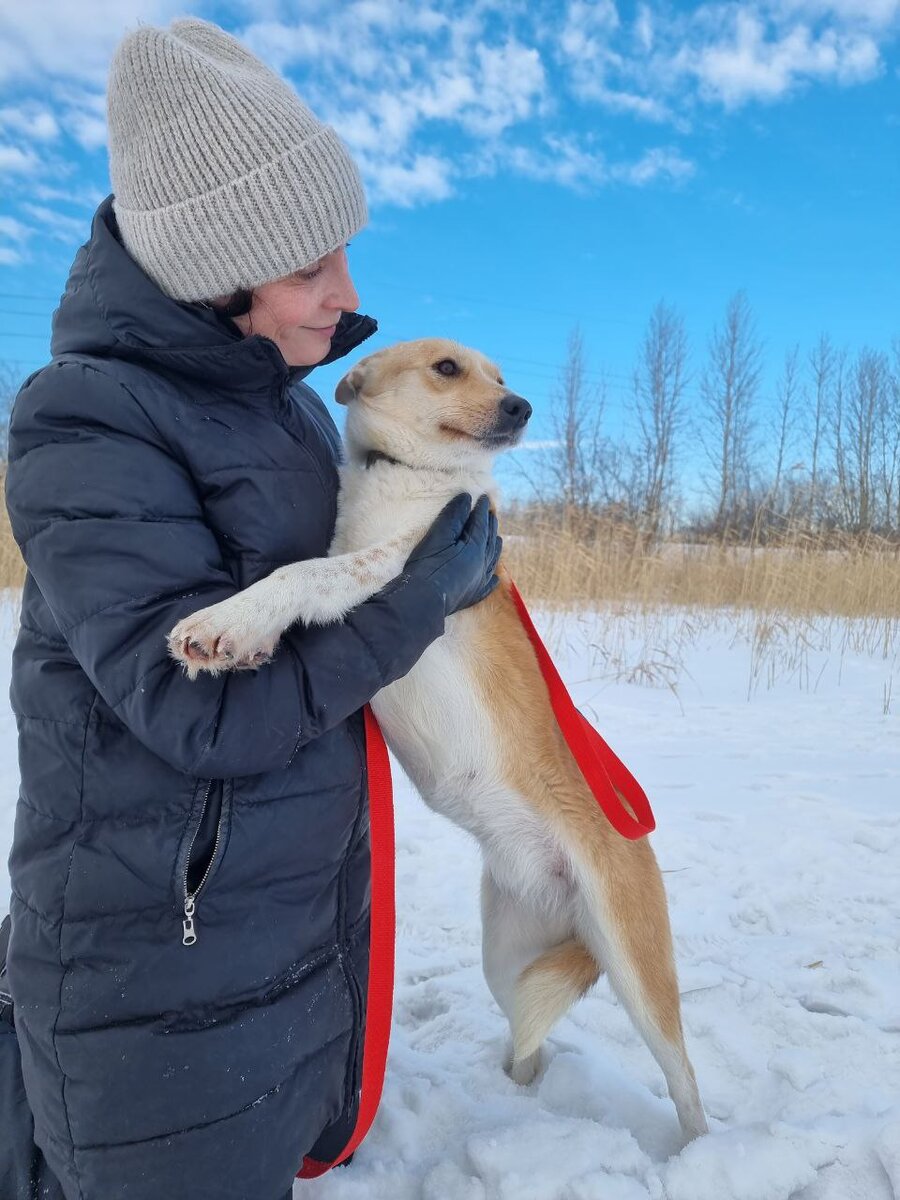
left=1, top=596, right=898, bottom=1200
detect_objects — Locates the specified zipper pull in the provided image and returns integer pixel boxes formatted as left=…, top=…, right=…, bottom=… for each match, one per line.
left=182, top=894, right=198, bottom=946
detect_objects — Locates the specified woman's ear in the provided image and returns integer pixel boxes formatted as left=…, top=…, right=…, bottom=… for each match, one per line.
left=335, top=362, right=366, bottom=405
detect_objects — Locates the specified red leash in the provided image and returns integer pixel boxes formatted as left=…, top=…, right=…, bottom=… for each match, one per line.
left=297, top=704, right=395, bottom=1179
left=298, top=582, right=655, bottom=1179
left=507, top=581, right=656, bottom=840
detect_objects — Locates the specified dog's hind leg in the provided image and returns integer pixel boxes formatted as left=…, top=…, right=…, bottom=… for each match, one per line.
left=480, top=869, right=598, bottom=1085
left=572, top=840, right=708, bottom=1142
left=514, top=938, right=602, bottom=1064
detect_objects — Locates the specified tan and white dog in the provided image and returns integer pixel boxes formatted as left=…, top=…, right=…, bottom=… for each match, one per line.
left=168, top=338, right=708, bottom=1144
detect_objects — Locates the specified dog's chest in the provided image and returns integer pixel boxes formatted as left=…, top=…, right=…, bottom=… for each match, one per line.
left=328, top=464, right=470, bottom=555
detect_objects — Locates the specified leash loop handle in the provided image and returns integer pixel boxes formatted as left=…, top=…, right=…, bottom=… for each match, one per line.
left=508, top=582, right=656, bottom=840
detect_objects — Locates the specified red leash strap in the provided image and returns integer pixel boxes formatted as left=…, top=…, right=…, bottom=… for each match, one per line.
left=297, top=703, right=395, bottom=1179
left=508, top=581, right=656, bottom=840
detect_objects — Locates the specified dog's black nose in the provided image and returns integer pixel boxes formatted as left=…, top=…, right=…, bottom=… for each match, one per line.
left=498, top=393, right=532, bottom=429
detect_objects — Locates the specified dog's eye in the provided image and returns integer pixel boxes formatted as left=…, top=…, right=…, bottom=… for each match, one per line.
left=497, top=377, right=505, bottom=386
left=434, top=359, right=460, bottom=377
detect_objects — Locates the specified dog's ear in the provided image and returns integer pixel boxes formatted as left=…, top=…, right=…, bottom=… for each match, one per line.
left=335, top=363, right=366, bottom=406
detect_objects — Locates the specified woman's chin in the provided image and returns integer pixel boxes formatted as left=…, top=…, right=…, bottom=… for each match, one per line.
left=278, top=335, right=332, bottom=369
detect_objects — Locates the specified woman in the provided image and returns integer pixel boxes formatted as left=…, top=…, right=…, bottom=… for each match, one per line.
left=1, top=19, right=499, bottom=1200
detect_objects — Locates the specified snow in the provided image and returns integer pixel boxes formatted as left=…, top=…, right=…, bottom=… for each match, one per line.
left=1, top=594, right=898, bottom=1200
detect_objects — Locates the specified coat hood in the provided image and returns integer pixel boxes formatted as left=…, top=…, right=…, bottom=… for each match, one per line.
left=50, top=195, right=377, bottom=390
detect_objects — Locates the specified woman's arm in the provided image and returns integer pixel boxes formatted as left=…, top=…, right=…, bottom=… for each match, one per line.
left=5, top=360, right=446, bottom=778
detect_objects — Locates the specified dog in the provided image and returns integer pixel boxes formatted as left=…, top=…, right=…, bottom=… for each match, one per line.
left=168, top=337, right=708, bottom=1144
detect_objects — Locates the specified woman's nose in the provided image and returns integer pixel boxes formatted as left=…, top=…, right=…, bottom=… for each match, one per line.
left=329, top=250, right=360, bottom=313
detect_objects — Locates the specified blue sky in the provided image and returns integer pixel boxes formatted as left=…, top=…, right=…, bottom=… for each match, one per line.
left=1, top=0, right=898, bottom=497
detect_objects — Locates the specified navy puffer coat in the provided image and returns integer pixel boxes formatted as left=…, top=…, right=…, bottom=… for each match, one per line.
left=3, top=198, right=445, bottom=1200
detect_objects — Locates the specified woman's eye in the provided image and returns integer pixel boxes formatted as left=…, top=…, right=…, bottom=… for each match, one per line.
left=294, top=259, right=325, bottom=282
left=434, top=359, right=459, bottom=376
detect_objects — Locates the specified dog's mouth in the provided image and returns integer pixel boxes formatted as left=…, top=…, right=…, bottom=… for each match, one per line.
left=479, top=429, right=524, bottom=450
left=440, top=424, right=526, bottom=451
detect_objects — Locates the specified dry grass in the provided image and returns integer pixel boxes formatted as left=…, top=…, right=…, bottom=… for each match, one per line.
left=2, top=490, right=900, bottom=619
left=0, top=470, right=25, bottom=592
left=502, top=511, right=900, bottom=621
left=500, top=511, right=899, bottom=713
left=1, top=492, right=898, bottom=710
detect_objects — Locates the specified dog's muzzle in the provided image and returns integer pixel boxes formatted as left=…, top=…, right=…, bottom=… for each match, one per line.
left=485, top=393, right=532, bottom=444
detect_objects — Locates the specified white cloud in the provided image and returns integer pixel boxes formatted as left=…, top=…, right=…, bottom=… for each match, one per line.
left=684, top=9, right=883, bottom=106
left=554, top=0, right=895, bottom=115
left=0, top=145, right=41, bottom=175
left=0, top=215, right=33, bottom=241
left=0, top=104, right=59, bottom=141
left=0, top=0, right=895, bottom=218
left=241, top=20, right=359, bottom=75
left=634, top=4, right=655, bottom=53
left=770, top=0, right=900, bottom=27
left=574, top=81, right=674, bottom=122
left=0, top=0, right=190, bottom=87
left=267, top=25, right=545, bottom=153
left=20, top=203, right=88, bottom=243
left=458, top=41, right=546, bottom=137
left=611, top=146, right=696, bottom=185
left=500, top=136, right=609, bottom=189
left=359, top=152, right=455, bottom=207
left=0, top=213, right=35, bottom=265
left=477, top=135, right=695, bottom=193
left=32, top=183, right=105, bottom=207
left=55, top=90, right=108, bottom=151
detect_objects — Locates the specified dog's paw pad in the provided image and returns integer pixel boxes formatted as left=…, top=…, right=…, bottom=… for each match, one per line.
left=168, top=621, right=236, bottom=677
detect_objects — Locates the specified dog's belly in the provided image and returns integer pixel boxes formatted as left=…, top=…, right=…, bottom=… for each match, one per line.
left=371, top=617, right=574, bottom=912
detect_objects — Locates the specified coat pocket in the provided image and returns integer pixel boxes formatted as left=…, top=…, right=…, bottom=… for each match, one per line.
left=175, top=779, right=233, bottom=947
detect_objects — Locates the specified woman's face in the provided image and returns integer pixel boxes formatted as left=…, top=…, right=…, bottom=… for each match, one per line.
left=231, top=245, right=360, bottom=367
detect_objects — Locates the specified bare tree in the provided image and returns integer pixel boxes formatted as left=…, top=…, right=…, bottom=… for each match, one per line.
left=874, top=341, right=900, bottom=533
left=848, top=350, right=887, bottom=532
left=540, top=326, right=623, bottom=518
left=632, top=301, right=689, bottom=539
left=699, top=291, right=762, bottom=536
left=892, top=339, right=900, bottom=532
left=770, top=344, right=800, bottom=512
left=805, top=334, right=833, bottom=527
left=828, top=350, right=852, bottom=529
left=828, top=348, right=888, bottom=533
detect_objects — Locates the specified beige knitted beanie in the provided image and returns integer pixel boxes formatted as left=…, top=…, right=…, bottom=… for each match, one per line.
left=107, top=18, right=367, bottom=302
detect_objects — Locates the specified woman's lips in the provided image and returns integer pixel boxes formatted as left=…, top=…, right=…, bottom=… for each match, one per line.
left=310, top=324, right=337, bottom=337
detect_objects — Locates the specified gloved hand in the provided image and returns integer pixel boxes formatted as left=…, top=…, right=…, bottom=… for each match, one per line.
left=403, top=493, right=502, bottom=616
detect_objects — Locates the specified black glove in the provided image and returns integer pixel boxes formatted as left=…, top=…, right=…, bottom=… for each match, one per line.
left=403, top=493, right=502, bottom=616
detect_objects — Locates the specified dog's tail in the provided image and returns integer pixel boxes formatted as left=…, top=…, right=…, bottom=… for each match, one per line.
left=513, top=938, right=601, bottom=1061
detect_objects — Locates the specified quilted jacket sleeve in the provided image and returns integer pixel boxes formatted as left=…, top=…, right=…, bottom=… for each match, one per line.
left=5, top=360, right=445, bottom=778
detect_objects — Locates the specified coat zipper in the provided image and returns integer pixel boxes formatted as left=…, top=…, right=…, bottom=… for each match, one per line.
left=181, top=781, right=226, bottom=947
left=341, top=714, right=368, bottom=1104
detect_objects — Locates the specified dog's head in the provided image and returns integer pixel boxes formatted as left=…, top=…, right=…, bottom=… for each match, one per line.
left=335, top=338, right=532, bottom=471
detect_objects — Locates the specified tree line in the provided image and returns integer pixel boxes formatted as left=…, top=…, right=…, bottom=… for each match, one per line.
left=521, top=292, right=900, bottom=543
left=4, top=295, right=900, bottom=544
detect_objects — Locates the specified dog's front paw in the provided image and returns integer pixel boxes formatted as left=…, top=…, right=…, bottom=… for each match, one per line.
left=168, top=602, right=279, bottom=679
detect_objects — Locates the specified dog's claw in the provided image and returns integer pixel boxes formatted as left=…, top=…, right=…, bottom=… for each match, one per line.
left=168, top=604, right=279, bottom=679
